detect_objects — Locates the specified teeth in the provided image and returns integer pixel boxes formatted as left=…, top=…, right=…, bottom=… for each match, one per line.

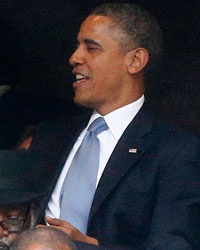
left=76, top=74, right=86, bottom=80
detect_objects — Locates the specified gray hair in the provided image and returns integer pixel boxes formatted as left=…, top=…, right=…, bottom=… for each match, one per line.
left=91, top=3, right=162, bottom=72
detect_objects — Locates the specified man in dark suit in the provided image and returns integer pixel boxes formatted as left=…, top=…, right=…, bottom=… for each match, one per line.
left=31, top=3, right=200, bottom=250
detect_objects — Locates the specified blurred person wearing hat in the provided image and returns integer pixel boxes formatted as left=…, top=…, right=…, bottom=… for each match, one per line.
left=0, top=150, right=46, bottom=250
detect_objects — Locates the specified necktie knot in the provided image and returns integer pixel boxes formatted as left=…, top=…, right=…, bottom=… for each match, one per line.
left=88, top=117, right=108, bottom=135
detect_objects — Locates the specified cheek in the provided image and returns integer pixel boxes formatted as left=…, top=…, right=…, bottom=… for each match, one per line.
left=93, top=65, right=113, bottom=86
left=90, top=57, right=124, bottom=94
left=99, top=59, right=123, bottom=80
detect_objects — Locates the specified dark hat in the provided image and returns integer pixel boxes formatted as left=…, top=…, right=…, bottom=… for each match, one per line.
left=0, top=150, right=46, bottom=205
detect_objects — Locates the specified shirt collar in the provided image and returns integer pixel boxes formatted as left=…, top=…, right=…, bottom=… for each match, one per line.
left=88, top=95, right=144, bottom=140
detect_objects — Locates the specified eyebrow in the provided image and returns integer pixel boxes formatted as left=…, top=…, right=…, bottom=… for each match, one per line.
left=83, top=38, right=103, bottom=49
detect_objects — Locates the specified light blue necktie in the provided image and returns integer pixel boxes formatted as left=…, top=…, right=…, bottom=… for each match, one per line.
left=60, top=117, right=108, bottom=234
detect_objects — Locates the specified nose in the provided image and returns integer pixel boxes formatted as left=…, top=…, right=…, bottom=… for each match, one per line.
left=69, top=46, right=85, bottom=67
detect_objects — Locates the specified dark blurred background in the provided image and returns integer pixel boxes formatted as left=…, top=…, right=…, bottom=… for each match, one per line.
left=0, top=0, right=200, bottom=135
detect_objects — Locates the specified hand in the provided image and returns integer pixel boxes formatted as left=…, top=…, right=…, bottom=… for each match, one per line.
left=37, top=216, right=99, bottom=246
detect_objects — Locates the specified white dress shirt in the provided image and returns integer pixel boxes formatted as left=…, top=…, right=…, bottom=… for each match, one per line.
left=46, top=95, right=145, bottom=219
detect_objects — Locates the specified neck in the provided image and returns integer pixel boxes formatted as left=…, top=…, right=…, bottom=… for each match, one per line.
left=97, top=79, right=144, bottom=116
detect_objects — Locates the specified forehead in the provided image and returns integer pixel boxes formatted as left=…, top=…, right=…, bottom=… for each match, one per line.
left=78, top=15, right=120, bottom=44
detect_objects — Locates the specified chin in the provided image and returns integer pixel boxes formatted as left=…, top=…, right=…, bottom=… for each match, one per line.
left=74, top=96, right=91, bottom=108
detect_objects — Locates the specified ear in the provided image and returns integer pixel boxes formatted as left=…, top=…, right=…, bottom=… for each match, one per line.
left=125, top=48, right=149, bottom=74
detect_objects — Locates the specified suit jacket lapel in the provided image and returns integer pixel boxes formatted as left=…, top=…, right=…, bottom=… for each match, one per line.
left=88, top=105, right=155, bottom=223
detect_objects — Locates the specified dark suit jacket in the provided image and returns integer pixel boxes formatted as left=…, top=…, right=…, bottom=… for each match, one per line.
left=30, top=104, right=200, bottom=250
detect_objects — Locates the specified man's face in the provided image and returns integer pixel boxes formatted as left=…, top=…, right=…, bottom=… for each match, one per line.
left=0, top=204, right=28, bottom=249
left=69, top=15, right=130, bottom=115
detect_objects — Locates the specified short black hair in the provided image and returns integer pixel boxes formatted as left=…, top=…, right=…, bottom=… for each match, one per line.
left=91, top=3, right=162, bottom=72
left=10, top=227, right=77, bottom=250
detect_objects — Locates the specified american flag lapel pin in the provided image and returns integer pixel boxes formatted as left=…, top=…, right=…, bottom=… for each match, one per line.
left=129, top=148, right=137, bottom=153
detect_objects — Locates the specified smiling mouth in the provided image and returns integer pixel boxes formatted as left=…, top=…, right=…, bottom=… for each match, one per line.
left=74, top=74, right=90, bottom=84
